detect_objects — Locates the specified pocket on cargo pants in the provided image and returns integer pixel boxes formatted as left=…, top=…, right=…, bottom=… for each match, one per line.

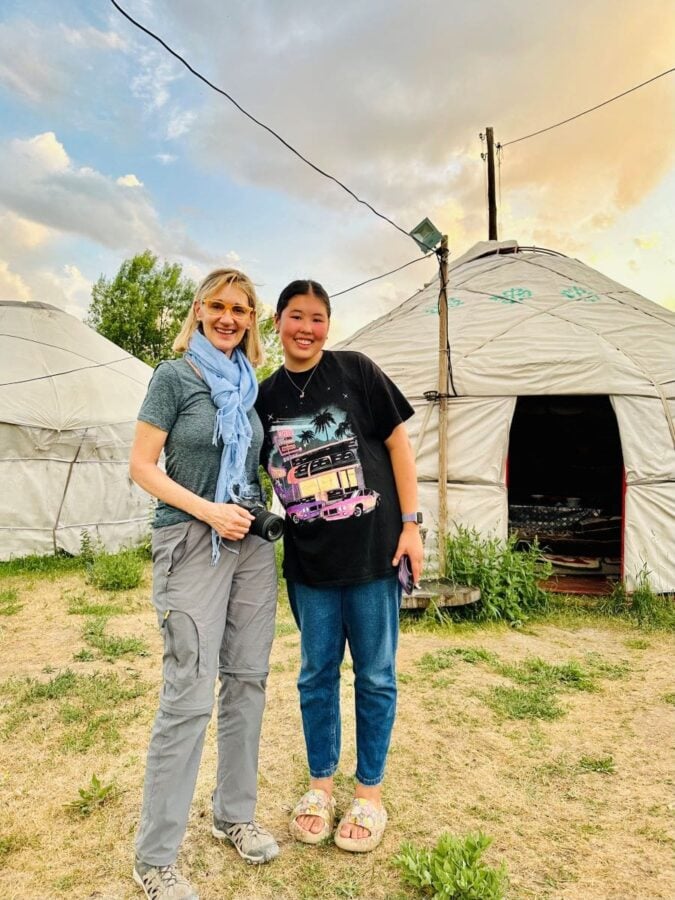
left=151, top=522, right=213, bottom=715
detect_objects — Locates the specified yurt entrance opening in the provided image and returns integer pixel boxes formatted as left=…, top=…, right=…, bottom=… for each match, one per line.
left=507, top=395, right=624, bottom=593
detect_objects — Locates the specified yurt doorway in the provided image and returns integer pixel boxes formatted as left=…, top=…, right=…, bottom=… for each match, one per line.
left=507, top=395, right=623, bottom=589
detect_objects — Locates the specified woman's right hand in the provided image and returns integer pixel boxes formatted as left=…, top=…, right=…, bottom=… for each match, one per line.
left=204, top=502, right=255, bottom=541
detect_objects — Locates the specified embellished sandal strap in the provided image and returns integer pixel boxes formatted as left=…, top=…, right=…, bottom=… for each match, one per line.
left=291, top=789, right=335, bottom=825
left=342, top=797, right=387, bottom=829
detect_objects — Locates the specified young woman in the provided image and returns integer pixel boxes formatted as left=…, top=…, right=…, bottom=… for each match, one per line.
left=256, top=279, right=423, bottom=853
left=130, top=269, right=279, bottom=900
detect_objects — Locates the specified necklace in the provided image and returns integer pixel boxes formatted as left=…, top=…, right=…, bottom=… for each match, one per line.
left=283, top=357, right=322, bottom=399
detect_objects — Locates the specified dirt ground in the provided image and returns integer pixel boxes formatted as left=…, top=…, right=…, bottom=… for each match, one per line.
left=0, top=565, right=673, bottom=899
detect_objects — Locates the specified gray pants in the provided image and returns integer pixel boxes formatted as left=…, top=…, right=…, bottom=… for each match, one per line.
left=135, top=520, right=277, bottom=866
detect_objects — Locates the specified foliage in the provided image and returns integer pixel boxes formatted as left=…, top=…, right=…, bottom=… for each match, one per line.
left=417, top=647, right=496, bottom=673
left=445, top=527, right=551, bottom=623
left=256, top=313, right=284, bottom=382
left=86, top=250, right=195, bottom=366
left=0, top=552, right=84, bottom=578
left=86, top=548, right=144, bottom=591
left=496, top=657, right=597, bottom=692
left=394, top=831, right=508, bottom=900
left=66, top=774, right=117, bottom=817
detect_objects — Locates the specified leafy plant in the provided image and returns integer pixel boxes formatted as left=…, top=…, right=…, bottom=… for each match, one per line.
left=66, top=774, right=117, bottom=816
left=394, top=831, right=508, bottom=899
left=87, top=548, right=144, bottom=591
left=445, top=527, right=551, bottom=623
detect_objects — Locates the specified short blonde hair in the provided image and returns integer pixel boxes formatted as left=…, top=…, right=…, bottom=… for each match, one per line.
left=172, top=268, right=264, bottom=367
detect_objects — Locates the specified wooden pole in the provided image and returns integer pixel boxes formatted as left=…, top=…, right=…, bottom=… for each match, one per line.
left=486, top=126, right=498, bottom=240
left=437, top=235, right=449, bottom=578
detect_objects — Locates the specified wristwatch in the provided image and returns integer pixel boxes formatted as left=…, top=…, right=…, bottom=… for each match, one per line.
left=401, top=512, right=423, bottom=524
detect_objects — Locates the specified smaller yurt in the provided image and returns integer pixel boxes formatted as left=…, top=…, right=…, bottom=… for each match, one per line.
left=0, top=301, right=153, bottom=559
left=338, top=241, right=675, bottom=592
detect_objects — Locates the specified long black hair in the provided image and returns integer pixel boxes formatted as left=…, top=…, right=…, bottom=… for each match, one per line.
left=276, top=279, right=331, bottom=318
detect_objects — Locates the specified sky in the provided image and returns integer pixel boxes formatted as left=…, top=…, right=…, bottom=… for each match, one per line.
left=1, top=0, right=674, bottom=343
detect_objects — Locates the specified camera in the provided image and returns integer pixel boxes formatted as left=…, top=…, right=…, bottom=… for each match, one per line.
left=239, top=502, right=284, bottom=542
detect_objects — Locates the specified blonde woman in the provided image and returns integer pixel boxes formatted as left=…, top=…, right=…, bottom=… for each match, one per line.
left=130, top=269, right=279, bottom=900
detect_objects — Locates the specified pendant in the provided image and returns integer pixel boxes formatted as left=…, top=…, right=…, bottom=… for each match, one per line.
left=300, top=391, right=305, bottom=399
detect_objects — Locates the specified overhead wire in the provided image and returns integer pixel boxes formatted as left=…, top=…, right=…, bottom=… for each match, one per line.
left=108, top=0, right=435, bottom=252
left=330, top=252, right=435, bottom=299
left=501, top=66, right=675, bottom=147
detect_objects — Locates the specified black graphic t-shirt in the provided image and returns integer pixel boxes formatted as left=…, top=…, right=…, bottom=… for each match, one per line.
left=256, top=350, right=414, bottom=587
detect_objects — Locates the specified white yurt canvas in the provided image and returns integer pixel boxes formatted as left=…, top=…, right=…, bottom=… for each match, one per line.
left=338, top=241, right=675, bottom=592
left=0, top=301, right=154, bottom=559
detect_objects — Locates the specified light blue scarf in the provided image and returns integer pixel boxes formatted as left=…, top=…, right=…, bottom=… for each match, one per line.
left=185, top=328, right=258, bottom=563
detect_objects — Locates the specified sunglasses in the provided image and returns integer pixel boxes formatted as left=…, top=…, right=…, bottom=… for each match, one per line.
left=397, top=554, right=415, bottom=595
left=201, top=298, right=253, bottom=320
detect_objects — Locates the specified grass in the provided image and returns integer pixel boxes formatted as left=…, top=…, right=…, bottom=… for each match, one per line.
left=495, top=657, right=597, bottom=692
left=66, top=590, right=129, bottom=617
left=0, top=668, right=149, bottom=751
left=81, top=617, right=149, bottom=661
left=484, top=684, right=565, bottom=720
left=0, top=587, right=22, bottom=615
left=0, top=552, right=85, bottom=578
left=578, top=755, right=616, bottom=775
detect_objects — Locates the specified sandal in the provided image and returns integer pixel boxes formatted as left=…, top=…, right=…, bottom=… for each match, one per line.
left=289, top=789, right=336, bottom=844
left=334, top=798, right=387, bottom=853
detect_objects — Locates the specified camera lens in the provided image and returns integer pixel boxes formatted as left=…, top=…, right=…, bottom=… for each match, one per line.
left=246, top=506, right=284, bottom=542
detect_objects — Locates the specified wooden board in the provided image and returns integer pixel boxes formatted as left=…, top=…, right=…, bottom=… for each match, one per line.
left=401, top=581, right=481, bottom=610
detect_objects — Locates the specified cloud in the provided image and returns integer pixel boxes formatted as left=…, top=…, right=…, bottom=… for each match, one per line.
left=39, top=264, right=93, bottom=318
left=166, top=108, right=196, bottom=140
left=0, top=261, right=31, bottom=301
left=155, top=153, right=177, bottom=164
left=116, top=174, right=144, bottom=187
left=0, top=211, right=52, bottom=250
left=0, top=132, right=210, bottom=263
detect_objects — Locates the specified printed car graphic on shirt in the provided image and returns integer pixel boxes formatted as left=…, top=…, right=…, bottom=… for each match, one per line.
left=320, top=488, right=380, bottom=521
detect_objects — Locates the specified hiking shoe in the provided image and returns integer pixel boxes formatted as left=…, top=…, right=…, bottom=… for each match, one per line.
left=133, top=862, right=198, bottom=900
left=212, top=818, right=280, bottom=864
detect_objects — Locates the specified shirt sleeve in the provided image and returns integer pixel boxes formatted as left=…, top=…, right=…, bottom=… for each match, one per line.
left=358, top=353, right=414, bottom=441
left=137, top=362, right=182, bottom=434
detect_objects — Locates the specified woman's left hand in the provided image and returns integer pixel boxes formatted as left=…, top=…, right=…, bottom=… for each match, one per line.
left=392, top=526, right=424, bottom=586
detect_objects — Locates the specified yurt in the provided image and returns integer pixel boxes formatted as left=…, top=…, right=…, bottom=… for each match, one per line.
left=0, top=301, right=153, bottom=559
left=337, top=241, right=675, bottom=592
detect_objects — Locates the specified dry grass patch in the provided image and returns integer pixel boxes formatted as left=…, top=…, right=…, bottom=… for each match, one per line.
left=0, top=560, right=673, bottom=898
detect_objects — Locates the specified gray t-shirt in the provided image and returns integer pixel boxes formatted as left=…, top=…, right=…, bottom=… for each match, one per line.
left=138, top=358, right=264, bottom=528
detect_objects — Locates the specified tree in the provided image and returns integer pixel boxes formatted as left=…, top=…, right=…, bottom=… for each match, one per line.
left=256, top=314, right=284, bottom=382
left=87, top=251, right=195, bottom=366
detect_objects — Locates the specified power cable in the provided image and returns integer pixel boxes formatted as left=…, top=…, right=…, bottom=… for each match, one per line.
left=109, top=0, right=434, bottom=251
left=330, top=252, right=435, bottom=299
left=501, top=66, right=675, bottom=147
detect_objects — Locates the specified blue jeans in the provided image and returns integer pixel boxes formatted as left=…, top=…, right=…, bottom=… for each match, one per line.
left=287, top=575, right=401, bottom=787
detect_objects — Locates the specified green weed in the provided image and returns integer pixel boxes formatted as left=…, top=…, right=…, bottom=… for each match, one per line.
left=496, top=657, right=597, bottom=692
left=445, top=527, right=551, bottom=623
left=66, top=590, right=128, bottom=617
left=0, top=669, right=149, bottom=748
left=578, top=755, right=616, bottom=775
left=394, top=830, right=508, bottom=899
left=418, top=647, right=497, bottom=673
left=72, top=649, right=95, bottom=662
left=66, top=773, right=117, bottom=817
left=275, top=620, right=297, bottom=637
left=662, top=692, right=675, bottom=706
left=624, top=638, right=650, bottom=650
left=484, top=685, right=564, bottom=721
left=0, top=588, right=22, bottom=616
left=0, top=833, right=29, bottom=869
left=82, top=617, right=148, bottom=661
left=601, top=570, right=675, bottom=630
left=87, top=548, right=144, bottom=591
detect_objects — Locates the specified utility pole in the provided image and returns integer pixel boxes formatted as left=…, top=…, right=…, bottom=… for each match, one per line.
left=485, top=126, right=498, bottom=240
left=437, top=234, right=449, bottom=578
